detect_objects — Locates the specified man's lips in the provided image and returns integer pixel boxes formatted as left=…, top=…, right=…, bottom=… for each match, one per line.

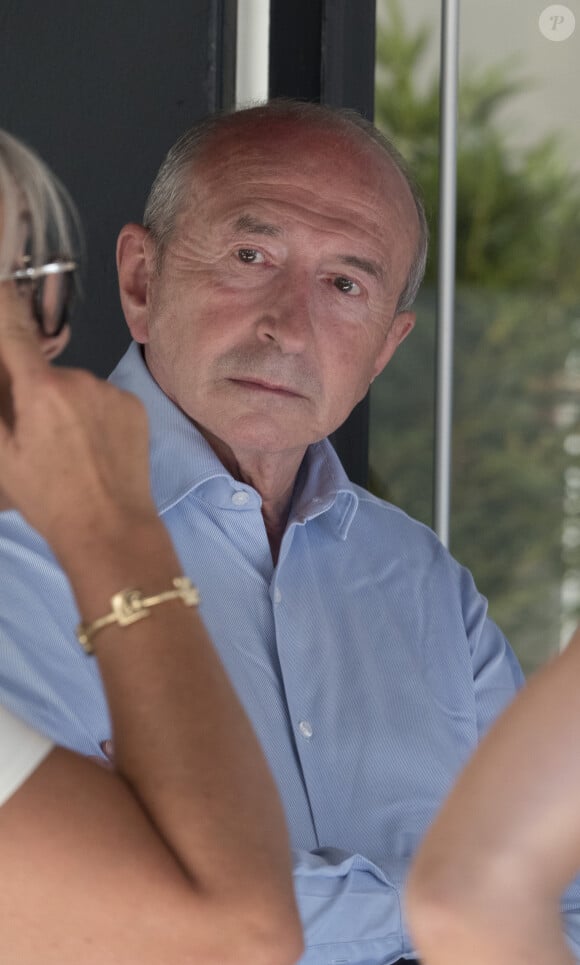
left=229, top=377, right=302, bottom=397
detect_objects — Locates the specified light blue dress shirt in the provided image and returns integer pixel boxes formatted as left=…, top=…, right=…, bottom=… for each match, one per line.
left=1, top=341, right=580, bottom=964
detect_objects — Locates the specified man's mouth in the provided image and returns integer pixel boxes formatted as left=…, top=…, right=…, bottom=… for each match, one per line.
left=230, top=378, right=302, bottom=397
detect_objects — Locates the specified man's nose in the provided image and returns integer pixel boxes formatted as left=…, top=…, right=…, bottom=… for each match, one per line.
left=255, top=273, right=313, bottom=353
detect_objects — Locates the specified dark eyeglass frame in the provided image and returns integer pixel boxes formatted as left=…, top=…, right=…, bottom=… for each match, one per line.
left=0, top=256, right=78, bottom=337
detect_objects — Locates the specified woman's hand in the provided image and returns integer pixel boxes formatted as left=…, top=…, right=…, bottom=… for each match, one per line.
left=0, top=281, right=157, bottom=552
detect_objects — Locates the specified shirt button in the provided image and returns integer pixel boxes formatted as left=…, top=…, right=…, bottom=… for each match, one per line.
left=298, top=720, right=313, bottom=739
left=274, top=587, right=282, bottom=604
left=231, top=491, right=249, bottom=507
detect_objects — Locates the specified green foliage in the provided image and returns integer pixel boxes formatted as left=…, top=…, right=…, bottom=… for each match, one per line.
left=372, top=0, right=580, bottom=673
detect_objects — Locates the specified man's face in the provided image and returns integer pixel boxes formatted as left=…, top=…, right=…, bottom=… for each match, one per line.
left=126, top=121, right=417, bottom=462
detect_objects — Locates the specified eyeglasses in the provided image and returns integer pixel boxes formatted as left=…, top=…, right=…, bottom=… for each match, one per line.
left=0, top=256, right=78, bottom=337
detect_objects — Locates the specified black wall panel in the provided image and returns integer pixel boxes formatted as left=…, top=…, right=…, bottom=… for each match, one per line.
left=0, top=1, right=235, bottom=375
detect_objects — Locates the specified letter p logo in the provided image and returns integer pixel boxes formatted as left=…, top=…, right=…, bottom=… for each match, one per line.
left=539, top=5, right=576, bottom=40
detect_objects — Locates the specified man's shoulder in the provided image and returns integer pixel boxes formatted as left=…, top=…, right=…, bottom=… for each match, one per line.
left=350, top=483, right=446, bottom=554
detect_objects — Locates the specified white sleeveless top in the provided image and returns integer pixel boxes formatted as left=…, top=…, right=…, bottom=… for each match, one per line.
left=0, top=704, right=53, bottom=806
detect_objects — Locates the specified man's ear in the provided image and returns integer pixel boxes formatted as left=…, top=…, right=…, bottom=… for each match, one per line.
left=372, top=311, right=416, bottom=379
left=116, top=224, right=155, bottom=344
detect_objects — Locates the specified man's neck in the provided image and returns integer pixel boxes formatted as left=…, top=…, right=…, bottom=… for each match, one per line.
left=198, top=427, right=307, bottom=565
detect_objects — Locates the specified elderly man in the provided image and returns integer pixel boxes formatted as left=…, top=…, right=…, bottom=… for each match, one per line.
left=2, top=101, right=580, bottom=964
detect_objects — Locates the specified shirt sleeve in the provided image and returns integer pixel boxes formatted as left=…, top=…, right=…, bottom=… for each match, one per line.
left=562, top=891, right=580, bottom=963
left=0, top=704, right=53, bottom=807
left=459, top=561, right=526, bottom=738
left=292, top=848, right=416, bottom=964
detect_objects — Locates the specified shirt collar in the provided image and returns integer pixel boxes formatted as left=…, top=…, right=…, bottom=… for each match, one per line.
left=109, top=341, right=359, bottom=536
left=289, top=441, right=359, bottom=538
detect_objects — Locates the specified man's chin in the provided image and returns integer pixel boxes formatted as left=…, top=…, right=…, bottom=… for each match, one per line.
left=202, top=417, right=316, bottom=461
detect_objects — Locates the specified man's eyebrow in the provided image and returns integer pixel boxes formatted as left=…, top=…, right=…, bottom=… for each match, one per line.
left=339, top=255, right=384, bottom=283
left=232, top=216, right=384, bottom=281
left=233, top=214, right=282, bottom=237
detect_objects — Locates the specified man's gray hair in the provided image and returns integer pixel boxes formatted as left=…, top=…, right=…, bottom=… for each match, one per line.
left=0, top=129, right=80, bottom=276
left=143, top=100, right=429, bottom=314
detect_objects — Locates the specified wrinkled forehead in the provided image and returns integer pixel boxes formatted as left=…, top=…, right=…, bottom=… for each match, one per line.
left=199, top=116, right=385, bottom=184
left=179, top=117, right=420, bottom=270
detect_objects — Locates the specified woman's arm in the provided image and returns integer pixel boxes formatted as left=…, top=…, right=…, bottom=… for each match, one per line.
left=1, top=741, right=297, bottom=965
left=0, top=284, right=302, bottom=964
left=405, top=631, right=580, bottom=965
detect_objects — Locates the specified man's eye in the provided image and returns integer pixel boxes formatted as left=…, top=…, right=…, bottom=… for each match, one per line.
left=333, top=276, right=361, bottom=295
left=237, top=248, right=264, bottom=264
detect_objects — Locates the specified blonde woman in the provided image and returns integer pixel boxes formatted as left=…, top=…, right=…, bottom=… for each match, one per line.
left=0, top=129, right=302, bottom=965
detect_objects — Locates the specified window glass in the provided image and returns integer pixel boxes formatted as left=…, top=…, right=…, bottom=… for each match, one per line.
left=371, top=0, right=580, bottom=674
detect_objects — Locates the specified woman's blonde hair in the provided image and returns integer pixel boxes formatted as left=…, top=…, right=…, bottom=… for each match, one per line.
left=0, top=129, right=80, bottom=275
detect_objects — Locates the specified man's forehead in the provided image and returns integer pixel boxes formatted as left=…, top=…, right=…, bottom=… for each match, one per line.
left=195, top=120, right=412, bottom=217
left=181, top=120, right=419, bottom=276
left=198, top=114, right=381, bottom=175
left=205, top=113, right=331, bottom=149
left=192, top=142, right=398, bottom=225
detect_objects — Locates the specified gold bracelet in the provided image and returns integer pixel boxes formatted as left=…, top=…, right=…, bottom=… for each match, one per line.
left=76, top=577, right=200, bottom=655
